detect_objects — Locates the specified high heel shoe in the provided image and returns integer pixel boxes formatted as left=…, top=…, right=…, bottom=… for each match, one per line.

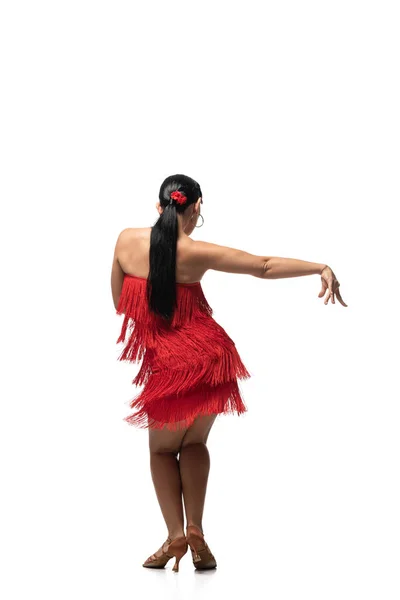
left=186, top=525, right=217, bottom=570
left=142, top=535, right=188, bottom=572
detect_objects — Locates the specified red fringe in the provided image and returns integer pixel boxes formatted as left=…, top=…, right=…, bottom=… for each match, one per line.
left=124, top=380, right=248, bottom=431
left=116, top=274, right=251, bottom=430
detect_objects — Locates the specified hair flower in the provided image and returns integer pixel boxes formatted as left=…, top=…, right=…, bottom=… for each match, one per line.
left=170, top=190, right=187, bottom=205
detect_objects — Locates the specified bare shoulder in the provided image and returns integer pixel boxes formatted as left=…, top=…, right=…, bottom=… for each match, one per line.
left=191, top=239, right=269, bottom=278
left=116, top=227, right=151, bottom=246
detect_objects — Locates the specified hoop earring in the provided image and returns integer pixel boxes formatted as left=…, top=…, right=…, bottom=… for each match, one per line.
left=191, top=213, right=204, bottom=228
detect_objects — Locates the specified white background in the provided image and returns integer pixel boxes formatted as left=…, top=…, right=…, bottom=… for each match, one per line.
left=1, top=1, right=399, bottom=599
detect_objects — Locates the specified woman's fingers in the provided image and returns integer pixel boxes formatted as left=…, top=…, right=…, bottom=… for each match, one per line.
left=324, top=287, right=332, bottom=304
left=335, top=286, right=348, bottom=307
left=326, top=277, right=334, bottom=304
left=323, top=281, right=348, bottom=307
left=318, top=281, right=327, bottom=298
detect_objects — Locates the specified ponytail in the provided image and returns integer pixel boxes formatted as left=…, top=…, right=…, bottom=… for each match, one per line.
left=147, top=174, right=202, bottom=320
left=147, top=202, right=179, bottom=319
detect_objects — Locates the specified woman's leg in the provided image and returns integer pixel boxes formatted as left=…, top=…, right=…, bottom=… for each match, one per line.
left=148, top=421, right=188, bottom=542
left=178, top=413, right=218, bottom=532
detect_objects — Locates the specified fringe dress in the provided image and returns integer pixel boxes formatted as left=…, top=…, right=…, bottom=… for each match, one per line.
left=116, top=273, right=251, bottom=430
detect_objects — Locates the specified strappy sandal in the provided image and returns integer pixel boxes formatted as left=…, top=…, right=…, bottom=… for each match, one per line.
left=142, top=535, right=188, bottom=572
left=186, top=525, right=217, bottom=570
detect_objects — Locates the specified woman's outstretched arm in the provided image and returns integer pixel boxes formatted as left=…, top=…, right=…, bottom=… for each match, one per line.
left=194, top=241, right=347, bottom=306
left=262, top=256, right=326, bottom=279
left=194, top=240, right=325, bottom=279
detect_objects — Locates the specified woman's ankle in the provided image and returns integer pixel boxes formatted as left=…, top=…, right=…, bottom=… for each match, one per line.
left=168, top=528, right=185, bottom=540
left=186, top=522, right=203, bottom=534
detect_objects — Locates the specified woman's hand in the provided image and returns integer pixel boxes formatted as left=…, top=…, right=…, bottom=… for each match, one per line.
left=318, top=266, right=348, bottom=306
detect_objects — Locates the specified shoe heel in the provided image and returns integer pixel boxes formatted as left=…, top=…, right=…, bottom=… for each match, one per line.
left=186, top=526, right=217, bottom=570
left=188, top=542, right=202, bottom=563
left=187, top=533, right=204, bottom=563
left=168, top=536, right=188, bottom=572
left=172, top=555, right=182, bottom=572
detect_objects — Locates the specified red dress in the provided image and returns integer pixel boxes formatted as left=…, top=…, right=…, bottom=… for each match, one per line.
left=116, top=274, right=251, bottom=430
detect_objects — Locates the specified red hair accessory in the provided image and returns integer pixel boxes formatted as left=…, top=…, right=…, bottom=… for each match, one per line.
left=170, top=190, right=187, bottom=205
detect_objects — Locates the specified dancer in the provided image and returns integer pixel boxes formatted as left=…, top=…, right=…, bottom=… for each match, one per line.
left=111, top=173, right=347, bottom=572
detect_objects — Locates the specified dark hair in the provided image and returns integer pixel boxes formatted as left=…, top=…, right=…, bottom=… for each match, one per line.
left=147, top=174, right=202, bottom=321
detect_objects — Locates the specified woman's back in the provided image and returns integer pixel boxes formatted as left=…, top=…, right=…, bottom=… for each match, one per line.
left=115, top=226, right=268, bottom=285
left=116, top=227, right=207, bottom=284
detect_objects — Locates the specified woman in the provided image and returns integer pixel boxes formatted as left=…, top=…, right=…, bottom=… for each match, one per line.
left=111, top=173, right=347, bottom=572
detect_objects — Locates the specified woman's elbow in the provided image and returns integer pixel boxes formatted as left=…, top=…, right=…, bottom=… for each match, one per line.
left=252, top=257, right=271, bottom=279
